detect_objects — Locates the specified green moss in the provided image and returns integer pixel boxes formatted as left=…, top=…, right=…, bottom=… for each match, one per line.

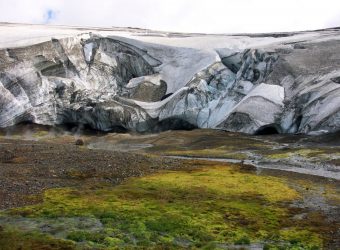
left=262, top=228, right=322, bottom=250
left=266, top=148, right=335, bottom=160
left=0, top=227, right=76, bottom=250
left=233, top=235, right=251, bottom=245
left=33, top=130, right=50, bottom=138
left=280, top=228, right=322, bottom=247
left=4, top=166, right=322, bottom=249
left=267, top=152, right=294, bottom=159
left=143, top=131, right=272, bottom=157
left=67, top=230, right=106, bottom=244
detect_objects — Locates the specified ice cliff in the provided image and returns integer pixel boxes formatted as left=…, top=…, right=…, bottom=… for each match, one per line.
left=0, top=23, right=339, bottom=134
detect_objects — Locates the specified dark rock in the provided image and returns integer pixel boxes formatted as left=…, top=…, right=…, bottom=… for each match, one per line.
left=129, top=80, right=167, bottom=102
left=75, top=139, right=84, bottom=146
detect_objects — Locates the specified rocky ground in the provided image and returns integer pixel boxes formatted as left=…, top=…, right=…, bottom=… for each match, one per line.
left=86, top=128, right=340, bottom=180
left=0, top=126, right=339, bottom=249
left=0, top=137, right=189, bottom=210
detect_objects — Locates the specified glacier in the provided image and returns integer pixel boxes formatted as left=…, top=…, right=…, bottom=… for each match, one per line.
left=0, top=23, right=339, bottom=134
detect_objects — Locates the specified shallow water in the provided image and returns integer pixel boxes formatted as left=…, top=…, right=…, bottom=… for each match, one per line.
left=166, top=155, right=340, bottom=180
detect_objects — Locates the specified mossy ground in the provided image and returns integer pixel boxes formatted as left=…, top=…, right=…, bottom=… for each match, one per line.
left=1, top=166, right=324, bottom=249
left=99, top=130, right=339, bottom=165
left=0, top=228, right=76, bottom=250
left=0, top=128, right=338, bottom=249
left=264, top=148, right=340, bottom=161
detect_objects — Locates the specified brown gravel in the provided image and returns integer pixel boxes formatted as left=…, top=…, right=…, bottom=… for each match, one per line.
left=0, top=138, right=195, bottom=210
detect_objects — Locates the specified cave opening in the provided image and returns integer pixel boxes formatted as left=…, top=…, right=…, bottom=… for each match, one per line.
left=295, top=115, right=303, bottom=131
left=255, top=125, right=280, bottom=135
left=61, top=123, right=97, bottom=134
left=154, top=118, right=198, bottom=132
left=107, top=126, right=129, bottom=133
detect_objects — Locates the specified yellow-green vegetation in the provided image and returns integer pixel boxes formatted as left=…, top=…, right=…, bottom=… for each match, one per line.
left=138, top=129, right=271, bottom=156
left=0, top=227, right=76, bottom=250
left=3, top=166, right=322, bottom=249
left=32, top=130, right=50, bottom=138
left=266, top=148, right=338, bottom=160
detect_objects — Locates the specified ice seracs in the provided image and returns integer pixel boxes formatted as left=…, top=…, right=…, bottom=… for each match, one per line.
left=217, top=83, right=285, bottom=134
left=0, top=23, right=339, bottom=134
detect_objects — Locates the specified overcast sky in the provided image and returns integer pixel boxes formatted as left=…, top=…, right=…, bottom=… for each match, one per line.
left=0, top=0, right=340, bottom=33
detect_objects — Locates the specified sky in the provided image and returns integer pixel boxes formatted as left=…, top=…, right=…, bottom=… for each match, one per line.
left=0, top=0, right=340, bottom=33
